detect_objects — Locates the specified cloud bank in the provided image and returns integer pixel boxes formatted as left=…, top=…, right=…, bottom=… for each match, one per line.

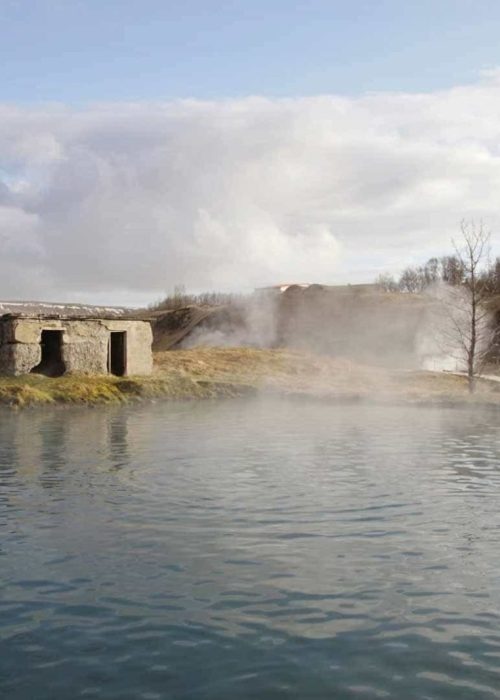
left=2, top=72, right=500, bottom=304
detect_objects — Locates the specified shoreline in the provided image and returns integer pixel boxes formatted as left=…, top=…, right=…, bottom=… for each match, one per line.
left=2, top=382, right=500, bottom=412
left=2, top=347, right=500, bottom=409
left=0, top=373, right=255, bottom=409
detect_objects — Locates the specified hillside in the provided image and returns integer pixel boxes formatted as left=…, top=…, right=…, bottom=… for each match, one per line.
left=149, top=286, right=432, bottom=368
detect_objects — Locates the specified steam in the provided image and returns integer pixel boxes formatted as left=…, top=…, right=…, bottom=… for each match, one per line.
left=417, top=283, right=494, bottom=373
left=182, top=294, right=279, bottom=348
left=182, top=284, right=495, bottom=378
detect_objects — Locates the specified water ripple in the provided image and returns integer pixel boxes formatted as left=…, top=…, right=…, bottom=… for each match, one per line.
left=2, top=400, right=500, bottom=698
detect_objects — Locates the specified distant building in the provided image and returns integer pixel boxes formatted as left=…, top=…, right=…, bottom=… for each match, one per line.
left=0, top=311, right=153, bottom=377
left=255, top=283, right=312, bottom=295
left=254, top=283, right=380, bottom=296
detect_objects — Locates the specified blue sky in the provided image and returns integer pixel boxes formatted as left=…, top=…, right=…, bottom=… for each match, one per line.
left=2, top=0, right=500, bottom=102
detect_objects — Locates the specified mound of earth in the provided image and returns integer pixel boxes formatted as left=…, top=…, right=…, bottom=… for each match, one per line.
left=149, top=304, right=246, bottom=351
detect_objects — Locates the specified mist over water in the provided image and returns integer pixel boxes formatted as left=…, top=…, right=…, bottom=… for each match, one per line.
left=2, top=399, right=500, bottom=699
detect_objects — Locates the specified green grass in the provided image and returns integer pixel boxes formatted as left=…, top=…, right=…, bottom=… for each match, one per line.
left=0, top=371, right=252, bottom=408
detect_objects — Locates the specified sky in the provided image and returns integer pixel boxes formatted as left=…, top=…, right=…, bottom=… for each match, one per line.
left=1, top=0, right=500, bottom=304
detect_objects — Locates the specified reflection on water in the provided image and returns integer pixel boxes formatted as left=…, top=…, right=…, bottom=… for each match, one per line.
left=2, top=399, right=500, bottom=699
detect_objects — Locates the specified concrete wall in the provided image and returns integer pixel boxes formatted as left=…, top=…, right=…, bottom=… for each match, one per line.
left=0, top=318, right=153, bottom=376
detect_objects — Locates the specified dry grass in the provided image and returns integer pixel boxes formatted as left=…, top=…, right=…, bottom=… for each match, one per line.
left=391, top=370, right=500, bottom=402
left=2, top=347, right=500, bottom=408
left=154, top=347, right=307, bottom=383
left=155, top=347, right=500, bottom=403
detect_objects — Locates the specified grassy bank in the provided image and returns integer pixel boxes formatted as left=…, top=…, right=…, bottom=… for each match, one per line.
left=0, top=366, right=252, bottom=408
left=156, top=347, right=500, bottom=403
left=2, top=347, right=500, bottom=408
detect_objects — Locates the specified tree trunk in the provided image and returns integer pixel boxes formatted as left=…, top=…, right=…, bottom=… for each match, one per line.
left=468, top=371, right=475, bottom=394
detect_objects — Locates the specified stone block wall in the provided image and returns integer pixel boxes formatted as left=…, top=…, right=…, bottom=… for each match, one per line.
left=0, top=318, right=153, bottom=376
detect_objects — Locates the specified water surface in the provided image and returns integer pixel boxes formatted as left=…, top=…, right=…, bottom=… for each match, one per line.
left=2, top=399, right=500, bottom=699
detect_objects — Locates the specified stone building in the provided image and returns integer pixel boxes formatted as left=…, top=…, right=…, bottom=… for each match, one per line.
left=0, top=313, right=153, bottom=377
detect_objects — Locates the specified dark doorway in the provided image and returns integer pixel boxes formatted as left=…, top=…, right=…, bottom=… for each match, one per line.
left=108, top=332, right=127, bottom=376
left=31, top=330, right=66, bottom=377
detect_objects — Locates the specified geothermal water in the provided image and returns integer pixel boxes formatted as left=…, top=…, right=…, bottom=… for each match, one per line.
left=2, top=399, right=500, bottom=699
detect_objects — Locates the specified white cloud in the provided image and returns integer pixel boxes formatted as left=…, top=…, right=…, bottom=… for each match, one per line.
left=1, top=74, right=500, bottom=304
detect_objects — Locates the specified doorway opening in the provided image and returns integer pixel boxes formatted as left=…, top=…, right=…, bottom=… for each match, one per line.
left=108, top=332, right=127, bottom=376
left=31, top=330, right=66, bottom=377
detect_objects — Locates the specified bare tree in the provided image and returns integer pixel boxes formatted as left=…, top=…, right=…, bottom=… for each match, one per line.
left=441, top=220, right=493, bottom=393
left=375, top=273, right=398, bottom=292
left=376, top=253, right=467, bottom=294
left=440, top=254, right=465, bottom=286
left=399, top=266, right=424, bottom=293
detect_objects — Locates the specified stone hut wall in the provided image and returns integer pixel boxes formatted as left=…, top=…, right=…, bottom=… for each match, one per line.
left=0, top=318, right=153, bottom=376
